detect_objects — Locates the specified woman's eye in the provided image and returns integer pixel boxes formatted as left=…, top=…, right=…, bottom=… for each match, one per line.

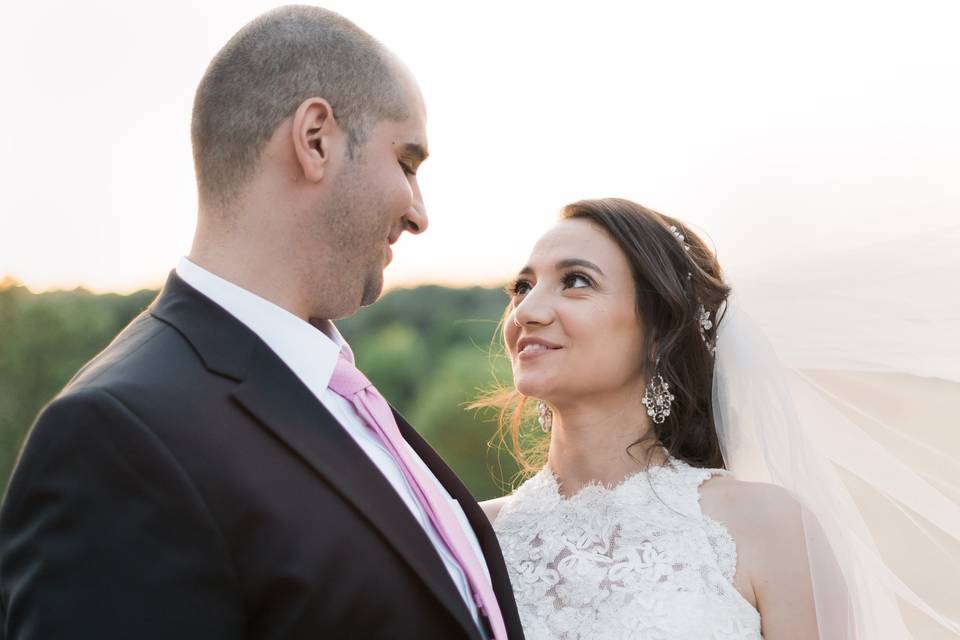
left=400, top=162, right=415, bottom=176
left=562, top=273, right=592, bottom=290
left=507, top=279, right=532, bottom=297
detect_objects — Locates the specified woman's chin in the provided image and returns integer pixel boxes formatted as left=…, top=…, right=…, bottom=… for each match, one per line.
left=516, top=378, right=553, bottom=401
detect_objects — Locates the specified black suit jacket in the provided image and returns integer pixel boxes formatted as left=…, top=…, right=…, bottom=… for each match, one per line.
left=0, top=273, right=524, bottom=640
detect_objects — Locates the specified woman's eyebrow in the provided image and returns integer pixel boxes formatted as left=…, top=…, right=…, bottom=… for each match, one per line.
left=555, top=258, right=605, bottom=275
left=517, top=258, right=605, bottom=277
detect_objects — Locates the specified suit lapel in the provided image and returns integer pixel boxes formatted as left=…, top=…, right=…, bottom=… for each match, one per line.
left=150, top=273, right=484, bottom=640
left=394, top=412, right=525, bottom=639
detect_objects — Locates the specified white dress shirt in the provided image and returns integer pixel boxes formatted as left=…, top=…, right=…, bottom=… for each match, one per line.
left=176, top=257, right=490, bottom=631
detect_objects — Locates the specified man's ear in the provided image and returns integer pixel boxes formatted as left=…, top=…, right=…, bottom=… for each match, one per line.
left=292, top=97, right=341, bottom=183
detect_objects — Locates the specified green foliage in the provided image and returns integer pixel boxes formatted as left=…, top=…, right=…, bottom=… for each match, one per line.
left=0, top=282, right=156, bottom=490
left=407, top=346, right=515, bottom=500
left=340, top=284, right=520, bottom=499
left=0, top=280, right=517, bottom=500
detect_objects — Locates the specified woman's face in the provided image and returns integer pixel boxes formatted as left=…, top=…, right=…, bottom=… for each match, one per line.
left=505, top=218, right=647, bottom=405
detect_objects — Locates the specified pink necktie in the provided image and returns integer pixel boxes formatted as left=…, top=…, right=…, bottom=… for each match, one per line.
left=328, top=352, right=508, bottom=640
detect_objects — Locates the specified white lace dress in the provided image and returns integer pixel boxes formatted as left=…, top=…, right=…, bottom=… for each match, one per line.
left=492, top=458, right=762, bottom=639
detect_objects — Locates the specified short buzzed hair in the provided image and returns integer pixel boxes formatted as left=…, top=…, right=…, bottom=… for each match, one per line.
left=191, top=5, right=410, bottom=207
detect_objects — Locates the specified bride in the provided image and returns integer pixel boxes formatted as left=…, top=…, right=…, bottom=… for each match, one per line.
left=478, top=198, right=958, bottom=639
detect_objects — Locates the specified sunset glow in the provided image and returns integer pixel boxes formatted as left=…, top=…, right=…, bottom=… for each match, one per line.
left=2, top=0, right=957, bottom=293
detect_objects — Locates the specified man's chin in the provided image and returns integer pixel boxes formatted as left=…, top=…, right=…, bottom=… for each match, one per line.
left=359, top=273, right=385, bottom=307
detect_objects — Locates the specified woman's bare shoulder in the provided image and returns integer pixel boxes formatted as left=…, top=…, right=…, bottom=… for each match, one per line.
left=699, top=474, right=802, bottom=531
left=700, top=474, right=811, bottom=615
left=699, top=476, right=806, bottom=570
left=479, top=495, right=513, bottom=524
left=700, top=475, right=819, bottom=633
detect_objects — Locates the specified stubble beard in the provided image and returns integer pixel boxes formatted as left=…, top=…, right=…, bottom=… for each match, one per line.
left=359, top=268, right=384, bottom=307
left=324, top=156, right=388, bottom=311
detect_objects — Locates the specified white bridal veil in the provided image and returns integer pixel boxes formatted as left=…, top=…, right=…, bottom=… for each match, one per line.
left=712, top=225, right=960, bottom=638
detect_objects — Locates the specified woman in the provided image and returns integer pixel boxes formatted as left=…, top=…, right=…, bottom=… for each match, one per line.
left=475, top=195, right=960, bottom=639
left=478, top=198, right=813, bottom=638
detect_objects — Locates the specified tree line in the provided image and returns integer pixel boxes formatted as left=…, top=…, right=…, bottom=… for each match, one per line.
left=0, top=279, right=524, bottom=500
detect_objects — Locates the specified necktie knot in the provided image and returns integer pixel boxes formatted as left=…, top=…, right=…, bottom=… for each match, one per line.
left=328, top=351, right=372, bottom=398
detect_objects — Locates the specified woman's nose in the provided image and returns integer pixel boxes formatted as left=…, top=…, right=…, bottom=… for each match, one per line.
left=513, top=284, right=555, bottom=327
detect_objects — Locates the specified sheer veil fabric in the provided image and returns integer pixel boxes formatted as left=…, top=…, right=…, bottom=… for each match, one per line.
left=712, top=225, right=960, bottom=638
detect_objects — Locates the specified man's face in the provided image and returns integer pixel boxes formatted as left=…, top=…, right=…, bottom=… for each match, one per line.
left=323, top=87, right=429, bottom=310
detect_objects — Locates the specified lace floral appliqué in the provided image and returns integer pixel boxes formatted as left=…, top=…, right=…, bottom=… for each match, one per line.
left=493, top=459, right=761, bottom=640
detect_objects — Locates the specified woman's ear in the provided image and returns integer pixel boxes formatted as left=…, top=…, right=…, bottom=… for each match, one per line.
left=644, top=333, right=660, bottom=376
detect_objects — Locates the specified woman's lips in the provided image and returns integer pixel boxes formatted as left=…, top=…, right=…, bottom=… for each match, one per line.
left=517, top=342, right=562, bottom=361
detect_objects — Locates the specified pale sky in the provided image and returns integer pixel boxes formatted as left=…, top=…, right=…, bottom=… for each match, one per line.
left=1, top=0, right=958, bottom=293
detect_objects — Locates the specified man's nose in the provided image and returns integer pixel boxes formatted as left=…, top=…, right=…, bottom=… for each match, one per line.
left=404, top=182, right=428, bottom=234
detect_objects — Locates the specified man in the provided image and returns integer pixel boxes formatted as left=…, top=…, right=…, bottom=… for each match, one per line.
left=0, top=6, right=523, bottom=639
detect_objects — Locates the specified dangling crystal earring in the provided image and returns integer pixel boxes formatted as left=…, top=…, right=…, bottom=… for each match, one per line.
left=641, top=359, right=675, bottom=425
left=537, top=400, right=553, bottom=433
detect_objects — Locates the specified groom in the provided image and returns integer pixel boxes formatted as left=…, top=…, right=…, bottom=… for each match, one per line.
left=0, top=6, right=523, bottom=639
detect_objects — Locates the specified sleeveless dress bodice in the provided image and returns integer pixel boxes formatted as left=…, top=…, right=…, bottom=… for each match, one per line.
left=492, top=458, right=762, bottom=639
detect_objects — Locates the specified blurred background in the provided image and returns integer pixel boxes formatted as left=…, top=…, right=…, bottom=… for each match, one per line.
left=0, top=281, right=519, bottom=497
left=1, top=0, right=958, bottom=634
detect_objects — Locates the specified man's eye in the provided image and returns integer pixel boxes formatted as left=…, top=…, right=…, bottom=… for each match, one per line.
left=400, top=162, right=416, bottom=176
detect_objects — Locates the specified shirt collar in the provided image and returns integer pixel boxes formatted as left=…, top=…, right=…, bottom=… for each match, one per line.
left=175, top=257, right=352, bottom=397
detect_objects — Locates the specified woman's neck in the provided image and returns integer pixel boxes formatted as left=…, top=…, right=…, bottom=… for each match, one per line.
left=546, top=392, right=666, bottom=497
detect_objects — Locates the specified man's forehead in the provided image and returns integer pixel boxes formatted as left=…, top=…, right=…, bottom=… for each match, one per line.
left=381, top=108, right=427, bottom=154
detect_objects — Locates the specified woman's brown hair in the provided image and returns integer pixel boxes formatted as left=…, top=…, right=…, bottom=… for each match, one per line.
left=475, top=198, right=731, bottom=477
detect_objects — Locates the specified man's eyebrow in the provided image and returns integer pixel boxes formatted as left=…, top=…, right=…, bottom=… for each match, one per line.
left=399, top=143, right=429, bottom=164
left=516, top=259, right=605, bottom=277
